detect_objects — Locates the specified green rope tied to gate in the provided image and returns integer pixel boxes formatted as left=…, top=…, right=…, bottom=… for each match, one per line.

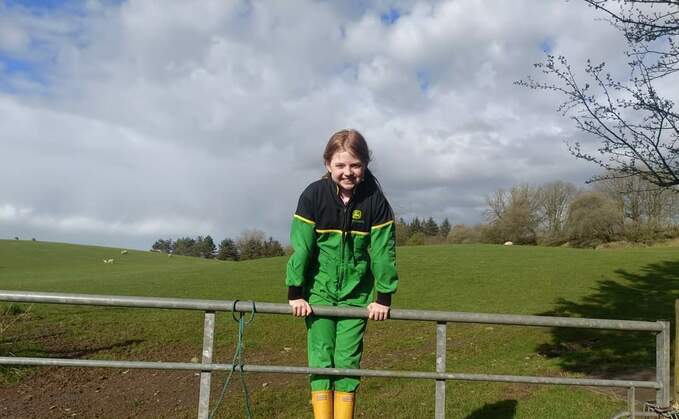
left=209, top=300, right=256, bottom=419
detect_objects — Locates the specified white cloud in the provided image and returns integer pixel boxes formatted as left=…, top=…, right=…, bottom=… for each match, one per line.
left=0, top=202, right=211, bottom=236
left=0, top=204, right=32, bottom=220
left=0, top=0, right=647, bottom=249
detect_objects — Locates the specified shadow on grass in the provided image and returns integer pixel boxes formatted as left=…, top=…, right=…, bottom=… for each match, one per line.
left=465, top=399, right=517, bottom=419
left=49, top=338, right=145, bottom=358
left=537, top=260, right=679, bottom=375
left=1, top=337, right=145, bottom=359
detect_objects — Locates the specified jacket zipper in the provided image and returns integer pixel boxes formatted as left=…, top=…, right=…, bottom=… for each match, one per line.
left=336, top=181, right=358, bottom=297
left=339, top=207, right=346, bottom=294
left=339, top=200, right=353, bottom=294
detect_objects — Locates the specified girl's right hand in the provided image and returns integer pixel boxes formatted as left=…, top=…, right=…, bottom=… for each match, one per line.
left=289, top=299, right=312, bottom=317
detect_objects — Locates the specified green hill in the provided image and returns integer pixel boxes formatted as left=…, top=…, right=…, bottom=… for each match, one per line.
left=2, top=239, right=678, bottom=418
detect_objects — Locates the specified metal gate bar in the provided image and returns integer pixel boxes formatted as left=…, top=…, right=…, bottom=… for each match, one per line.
left=0, top=290, right=663, bottom=331
left=0, top=356, right=661, bottom=387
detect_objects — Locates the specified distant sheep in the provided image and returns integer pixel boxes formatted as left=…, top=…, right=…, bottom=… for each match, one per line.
left=103, top=259, right=115, bottom=264
left=120, top=250, right=128, bottom=255
left=504, top=241, right=513, bottom=246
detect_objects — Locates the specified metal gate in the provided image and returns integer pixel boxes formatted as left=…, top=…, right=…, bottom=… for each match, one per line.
left=0, top=290, right=670, bottom=418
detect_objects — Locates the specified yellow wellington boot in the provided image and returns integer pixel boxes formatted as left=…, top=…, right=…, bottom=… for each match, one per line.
left=333, top=391, right=355, bottom=419
left=311, top=390, right=334, bottom=419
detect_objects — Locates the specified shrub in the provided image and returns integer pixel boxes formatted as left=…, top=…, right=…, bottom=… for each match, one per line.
left=567, top=192, right=623, bottom=247
left=406, top=232, right=426, bottom=246
left=447, top=224, right=482, bottom=244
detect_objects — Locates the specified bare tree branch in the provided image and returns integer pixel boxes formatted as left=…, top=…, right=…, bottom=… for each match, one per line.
left=518, top=0, right=679, bottom=188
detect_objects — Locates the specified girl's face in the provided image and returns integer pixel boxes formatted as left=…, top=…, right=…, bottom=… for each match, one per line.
left=325, top=150, right=365, bottom=194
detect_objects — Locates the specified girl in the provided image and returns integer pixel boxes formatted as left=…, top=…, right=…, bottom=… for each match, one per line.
left=286, top=129, right=399, bottom=419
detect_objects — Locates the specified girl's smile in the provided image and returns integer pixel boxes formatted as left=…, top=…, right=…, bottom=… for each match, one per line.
left=325, top=150, right=365, bottom=196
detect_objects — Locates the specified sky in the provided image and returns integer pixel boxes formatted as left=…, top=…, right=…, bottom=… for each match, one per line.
left=0, top=0, right=638, bottom=250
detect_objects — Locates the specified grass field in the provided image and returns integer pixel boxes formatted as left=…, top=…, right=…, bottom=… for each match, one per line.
left=1, top=239, right=678, bottom=418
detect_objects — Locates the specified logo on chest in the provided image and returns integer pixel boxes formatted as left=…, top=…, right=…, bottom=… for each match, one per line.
left=351, top=210, right=365, bottom=225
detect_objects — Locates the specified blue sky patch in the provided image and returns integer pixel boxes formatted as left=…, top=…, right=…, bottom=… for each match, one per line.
left=7, top=0, right=72, bottom=9
left=540, top=38, right=554, bottom=53
left=380, top=8, right=400, bottom=25
left=416, top=69, right=430, bottom=93
left=5, top=0, right=124, bottom=16
left=1, top=54, right=36, bottom=75
left=6, top=0, right=82, bottom=14
left=0, top=53, right=48, bottom=91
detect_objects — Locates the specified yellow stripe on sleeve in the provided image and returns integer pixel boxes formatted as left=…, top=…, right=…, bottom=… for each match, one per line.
left=293, top=214, right=315, bottom=225
left=371, top=220, right=394, bottom=230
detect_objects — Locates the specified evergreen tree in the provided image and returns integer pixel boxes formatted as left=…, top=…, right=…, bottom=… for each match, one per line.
left=423, top=217, right=439, bottom=236
left=217, top=238, right=239, bottom=261
left=173, top=237, right=196, bottom=256
left=410, top=217, right=422, bottom=235
left=151, top=238, right=173, bottom=253
left=202, top=235, right=216, bottom=259
left=193, top=236, right=205, bottom=257
left=440, top=218, right=451, bottom=238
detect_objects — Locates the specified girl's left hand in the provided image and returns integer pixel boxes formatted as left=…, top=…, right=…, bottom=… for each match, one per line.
left=367, top=302, right=389, bottom=321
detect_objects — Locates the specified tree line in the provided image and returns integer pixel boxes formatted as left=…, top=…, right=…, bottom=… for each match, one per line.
left=151, top=229, right=285, bottom=261
left=394, top=217, right=451, bottom=246
left=402, top=174, right=679, bottom=249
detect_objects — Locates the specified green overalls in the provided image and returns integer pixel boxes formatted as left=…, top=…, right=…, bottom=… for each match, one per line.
left=286, top=173, right=398, bottom=392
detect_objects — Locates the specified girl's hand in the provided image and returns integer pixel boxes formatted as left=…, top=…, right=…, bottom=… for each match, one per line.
left=289, top=299, right=312, bottom=317
left=367, top=302, right=389, bottom=321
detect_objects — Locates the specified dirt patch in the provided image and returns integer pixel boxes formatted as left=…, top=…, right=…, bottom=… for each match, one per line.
left=588, top=368, right=660, bottom=409
left=525, top=367, right=662, bottom=412
left=497, top=382, right=536, bottom=400
left=0, top=339, right=306, bottom=418
left=0, top=366, right=198, bottom=418
left=0, top=361, right=303, bottom=418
